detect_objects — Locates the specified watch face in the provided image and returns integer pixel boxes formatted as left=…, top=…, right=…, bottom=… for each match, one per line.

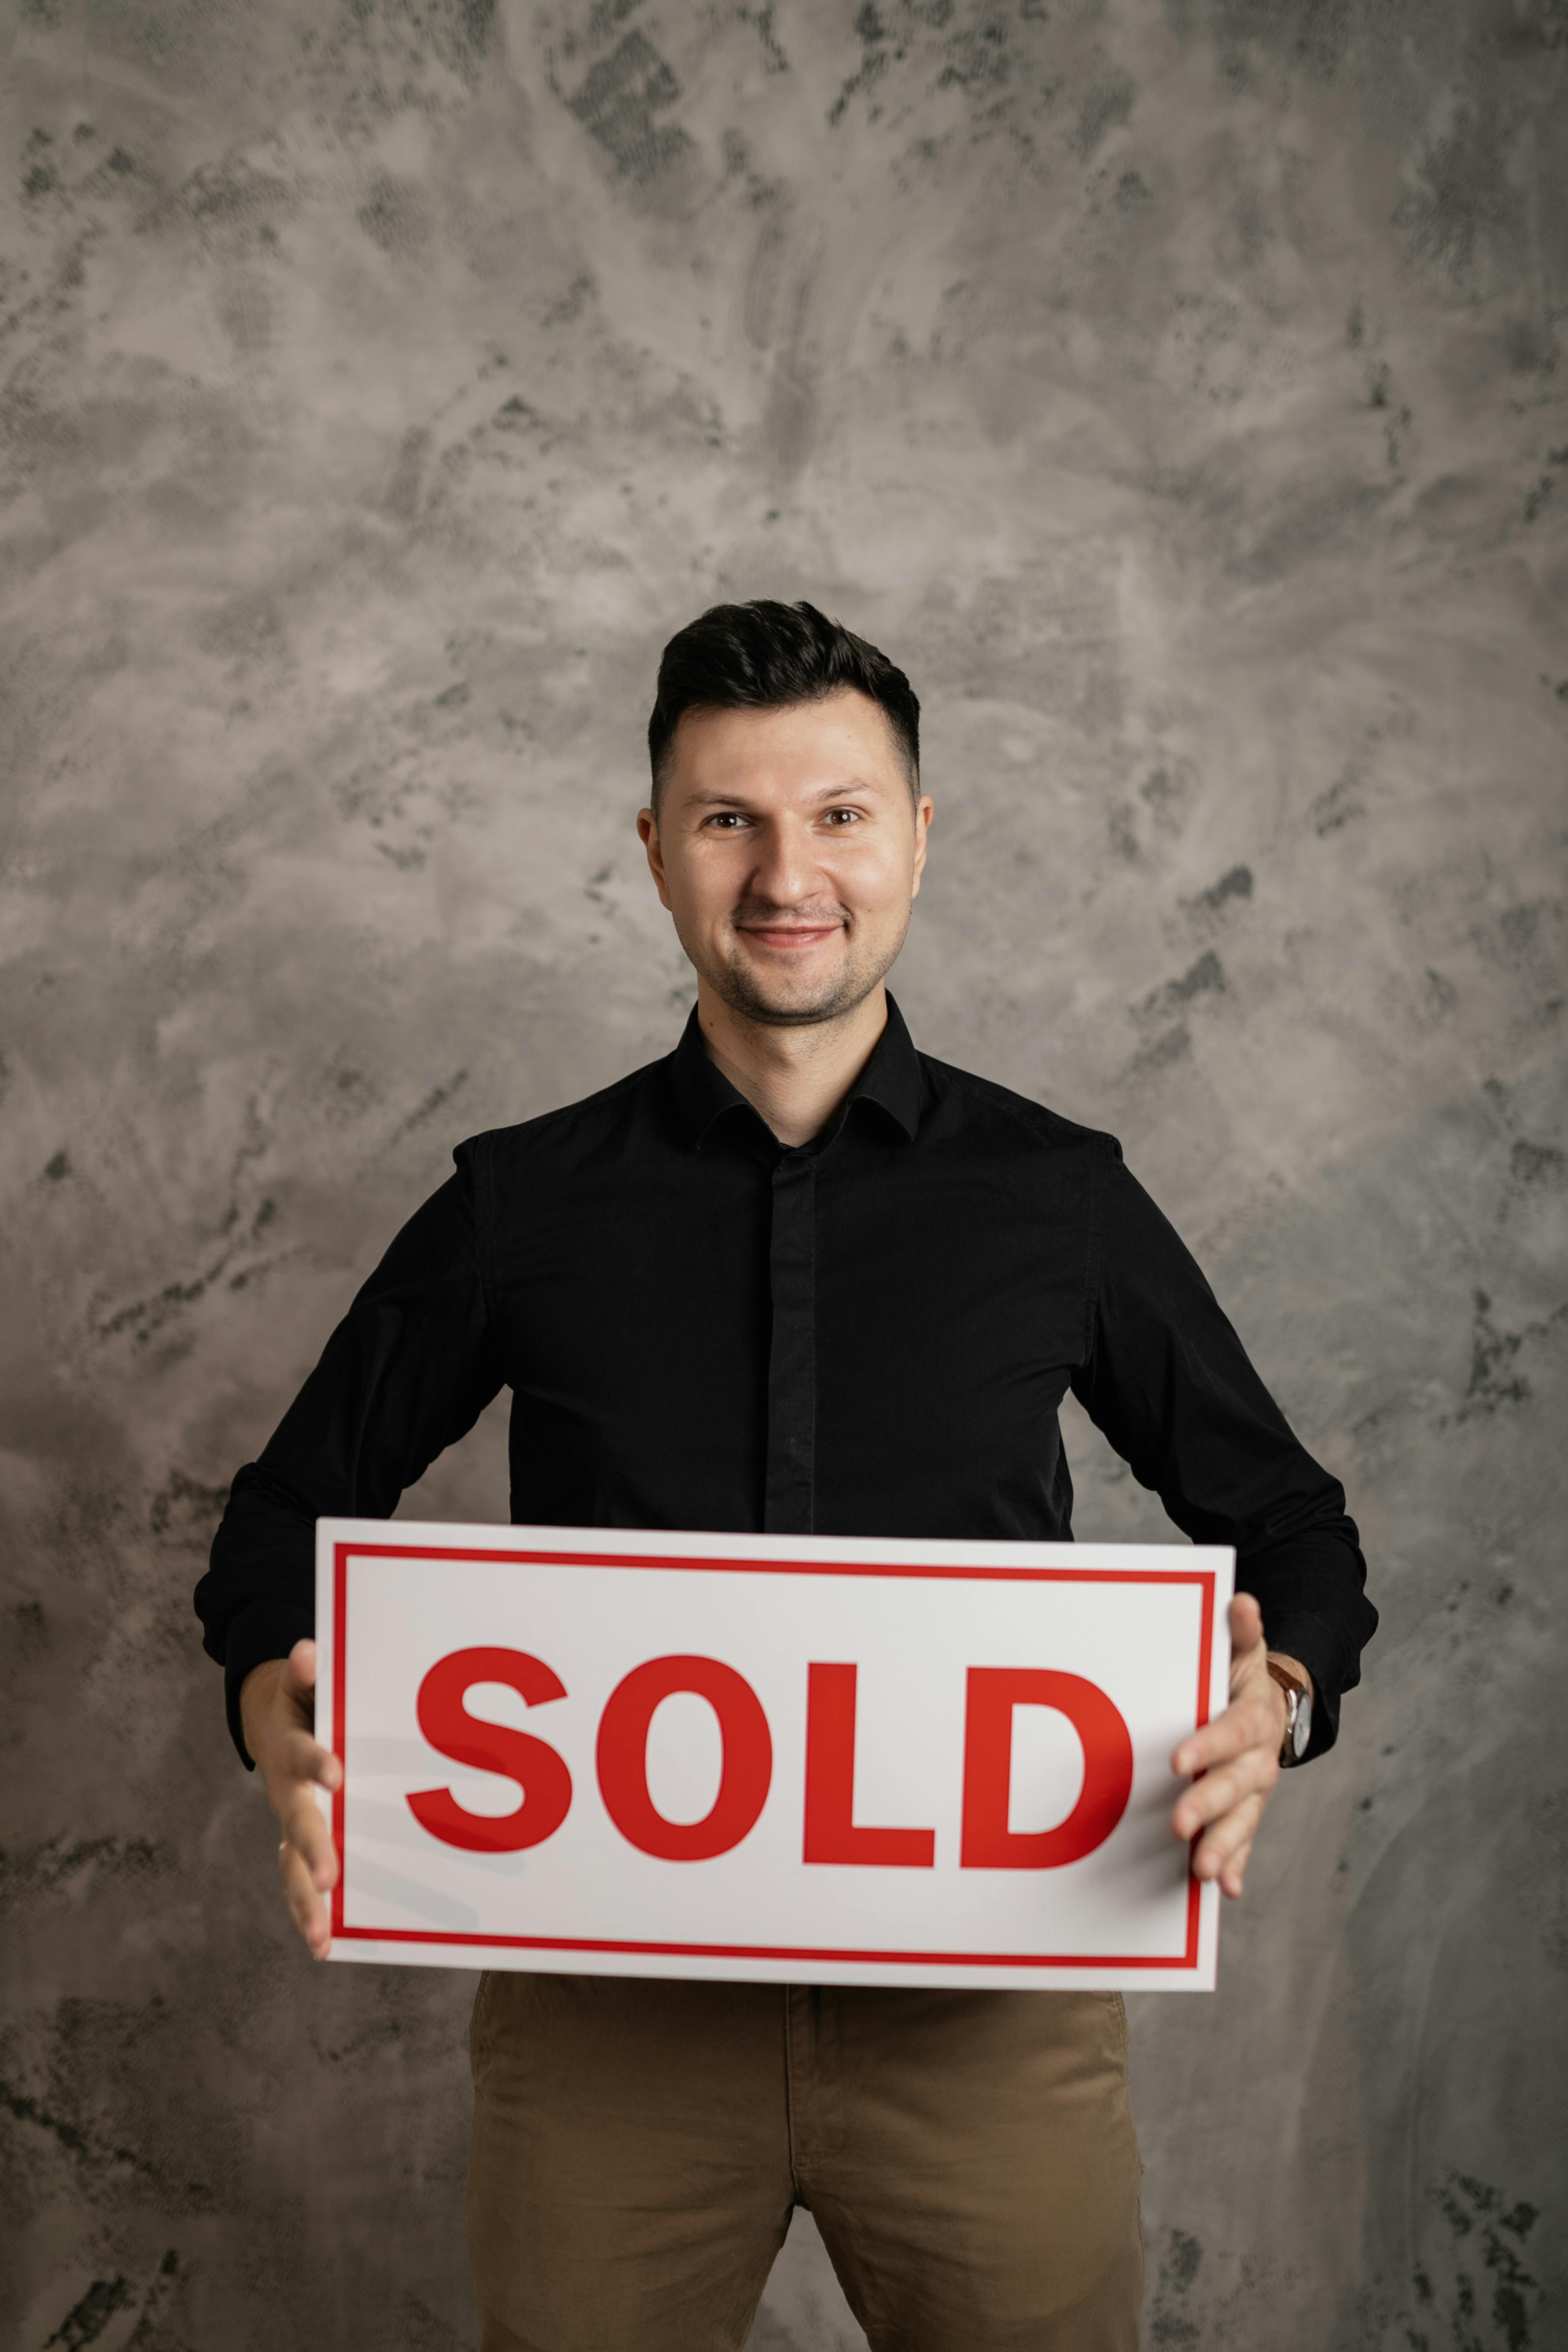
left=1291, top=1690, right=1312, bottom=1759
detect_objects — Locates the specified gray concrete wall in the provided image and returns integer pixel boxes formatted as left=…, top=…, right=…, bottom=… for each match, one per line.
left=2, top=2, right=1564, bottom=2346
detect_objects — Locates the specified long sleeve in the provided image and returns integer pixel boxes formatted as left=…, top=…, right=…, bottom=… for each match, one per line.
left=1070, top=1144, right=1375, bottom=1758
left=195, top=1143, right=504, bottom=1763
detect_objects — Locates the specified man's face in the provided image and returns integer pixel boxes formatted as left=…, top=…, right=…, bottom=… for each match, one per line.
left=638, top=690, right=932, bottom=1027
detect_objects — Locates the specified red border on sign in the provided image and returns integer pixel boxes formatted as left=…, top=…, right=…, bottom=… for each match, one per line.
left=329, top=1542, right=1215, bottom=1969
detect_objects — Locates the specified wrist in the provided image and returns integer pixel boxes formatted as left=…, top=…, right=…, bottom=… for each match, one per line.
left=239, top=1658, right=288, bottom=1758
left=1266, top=1655, right=1314, bottom=1766
left=1266, top=1651, right=1314, bottom=1702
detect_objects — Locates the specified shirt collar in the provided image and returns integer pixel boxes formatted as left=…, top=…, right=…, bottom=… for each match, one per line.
left=669, top=994, right=923, bottom=1151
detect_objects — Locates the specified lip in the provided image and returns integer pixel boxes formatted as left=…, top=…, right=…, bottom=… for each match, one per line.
left=736, top=925, right=843, bottom=951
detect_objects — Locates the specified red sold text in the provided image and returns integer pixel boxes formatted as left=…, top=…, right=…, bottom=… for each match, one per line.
left=406, top=1650, right=1134, bottom=1869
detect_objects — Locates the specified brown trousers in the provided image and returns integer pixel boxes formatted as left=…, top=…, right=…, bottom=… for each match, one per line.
left=467, top=1972, right=1143, bottom=2352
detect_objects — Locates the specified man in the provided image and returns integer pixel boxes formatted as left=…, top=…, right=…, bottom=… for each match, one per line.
left=198, top=600, right=1374, bottom=2352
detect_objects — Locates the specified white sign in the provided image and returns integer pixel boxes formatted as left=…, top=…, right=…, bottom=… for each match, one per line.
left=314, top=1521, right=1233, bottom=1992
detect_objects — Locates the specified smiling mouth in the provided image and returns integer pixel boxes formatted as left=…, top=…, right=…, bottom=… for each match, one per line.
left=736, top=924, right=843, bottom=951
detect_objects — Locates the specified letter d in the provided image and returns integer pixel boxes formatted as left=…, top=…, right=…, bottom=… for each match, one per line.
left=960, top=1668, right=1133, bottom=1869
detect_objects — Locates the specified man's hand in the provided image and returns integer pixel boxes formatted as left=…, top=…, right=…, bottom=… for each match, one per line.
left=1170, top=1593, right=1307, bottom=1901
left=239, top=1639, right=342, bottom=1959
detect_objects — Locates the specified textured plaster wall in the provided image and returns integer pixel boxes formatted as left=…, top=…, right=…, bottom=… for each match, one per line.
left=2, top=2, right=1566, bottom=2347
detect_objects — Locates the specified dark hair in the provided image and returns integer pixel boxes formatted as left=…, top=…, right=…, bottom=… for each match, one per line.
left=647, top=600, right=920, bottom=809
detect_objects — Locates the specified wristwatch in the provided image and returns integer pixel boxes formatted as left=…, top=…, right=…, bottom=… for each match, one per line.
left=1267, top=1660, right=1312, bottom=1767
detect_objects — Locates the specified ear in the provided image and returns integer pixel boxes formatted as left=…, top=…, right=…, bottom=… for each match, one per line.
left=909, top=795, right=934, bottom=900
left=637, top=806, right=674, bottom=911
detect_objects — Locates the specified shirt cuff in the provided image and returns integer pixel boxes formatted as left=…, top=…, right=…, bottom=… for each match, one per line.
left=1257, top=1609, right=1348, bottom=1762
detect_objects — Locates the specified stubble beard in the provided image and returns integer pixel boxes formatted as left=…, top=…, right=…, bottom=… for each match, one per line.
left=704, top=911, right=910, bottom=1030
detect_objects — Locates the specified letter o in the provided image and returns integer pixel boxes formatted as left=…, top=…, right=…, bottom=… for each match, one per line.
left=596, top=1656, right=773, bottom=1861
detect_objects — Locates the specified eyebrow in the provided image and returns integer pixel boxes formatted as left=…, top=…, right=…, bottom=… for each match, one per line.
left=681, top=777, right=887, bottom=808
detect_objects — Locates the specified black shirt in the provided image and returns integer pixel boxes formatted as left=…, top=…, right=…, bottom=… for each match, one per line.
left=198, top=999, right=1374, bottom=1761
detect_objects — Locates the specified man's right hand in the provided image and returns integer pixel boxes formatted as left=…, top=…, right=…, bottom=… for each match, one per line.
left=239, top=1639, right=341, bottom=1960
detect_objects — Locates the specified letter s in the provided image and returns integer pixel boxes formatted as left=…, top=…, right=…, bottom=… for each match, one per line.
left=406, top=1647, right=573, bottom=1854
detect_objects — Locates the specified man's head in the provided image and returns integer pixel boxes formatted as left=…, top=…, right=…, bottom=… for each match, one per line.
left=638, top=601, right=932, bottom=1029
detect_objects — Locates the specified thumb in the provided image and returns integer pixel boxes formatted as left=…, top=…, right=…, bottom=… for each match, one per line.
left=284, top=1638, right=319, bottom=1698
left=1228, top=1592, right=1266, bottom=1657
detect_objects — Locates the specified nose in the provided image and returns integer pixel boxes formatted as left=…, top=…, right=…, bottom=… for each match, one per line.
left=746, top=813, right=821, bottom=908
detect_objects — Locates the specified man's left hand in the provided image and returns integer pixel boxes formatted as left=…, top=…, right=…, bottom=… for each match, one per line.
left=1170, top=1593, right=1307, bottom=1900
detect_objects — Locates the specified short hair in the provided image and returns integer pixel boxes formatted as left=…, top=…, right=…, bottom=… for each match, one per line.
left=647, top=600, right=920, bottom=811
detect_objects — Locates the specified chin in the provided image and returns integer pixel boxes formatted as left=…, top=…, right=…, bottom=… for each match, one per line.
left=717, top=957, right=874, bottom=1028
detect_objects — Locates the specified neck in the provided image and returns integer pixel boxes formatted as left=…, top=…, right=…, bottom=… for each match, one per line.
left=694, top=981, right=889, bottom=1149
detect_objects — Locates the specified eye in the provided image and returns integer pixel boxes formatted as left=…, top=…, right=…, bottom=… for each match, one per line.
left=822, top=807, right=863, bottom=827
left=703, top=811, right=750, bottom=830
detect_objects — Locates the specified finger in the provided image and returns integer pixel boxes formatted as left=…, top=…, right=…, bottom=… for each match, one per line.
left=278, top=1838, right=332, bottom=1954
left=1174, top=1748, right=1276, bottom=1836
left=1173, top=1691, right=1280, bottom=1778
left=280, top=1788, right=340, bottom=1891
left=261, top=1740, right=340, bottom=1843
left=1218, top=1837, right=1255, bottom=1901
left=276, top=1726, right=342, bottom=1793
left=1191, top=1792, right=1266, bottom=1884
left=278, top=1840, right=332, bottom=1958
left=1172, top=1748, right=1278, bottom=1840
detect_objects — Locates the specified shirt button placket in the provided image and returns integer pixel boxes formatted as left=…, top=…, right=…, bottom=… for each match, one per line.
left=762, top=1152, right=817, bottom=1536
